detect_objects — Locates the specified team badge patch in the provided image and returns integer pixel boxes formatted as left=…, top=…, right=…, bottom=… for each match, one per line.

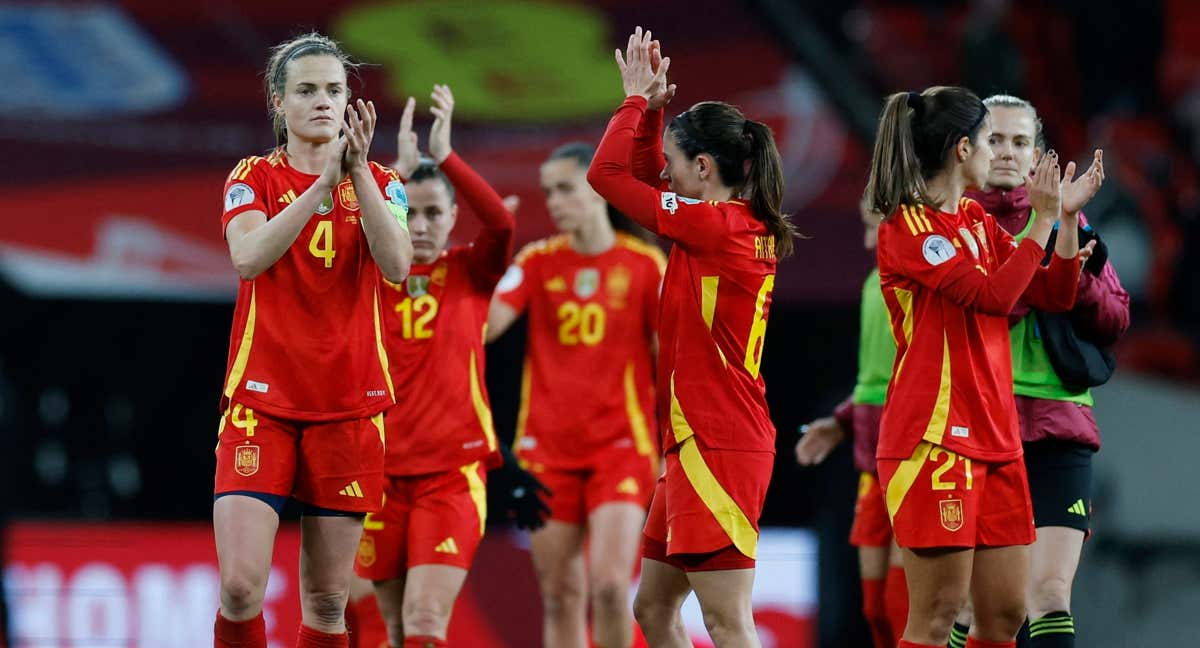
left=431, top=263, right=448, bottom=286
left=574, top=268, right=600, bottom=299
left=407, top=275, right=430, bottom=297
left=606, top=264, right=632, bottom=308
left=939, top=498, right=964, bottom=532
left=356, top=535, right=377, bottom=567
left=958, top=228, right=980, bottom=259
left=224, top=183, right=255, bottom=211
left=922, top=235, right=956, bottom=266
left=234, top=444, right=260, bottom=477
left=316, top=192, right=334, bottom=215
left=339, top=183, right=359, bottom=211
left=971, top=221, right=989, bottom=254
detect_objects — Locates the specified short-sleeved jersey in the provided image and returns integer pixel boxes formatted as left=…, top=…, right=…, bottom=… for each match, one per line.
left=219, top=149, right=403, bottom=421
left=379, top=151, right=514, bottom=476
left=380, top=248, right=503, bottom=475
left=495, top=233, right=664, bottom=470
left=652, top=196, right=780, bottom=453
left=876, top=198, right=1077, bottom=462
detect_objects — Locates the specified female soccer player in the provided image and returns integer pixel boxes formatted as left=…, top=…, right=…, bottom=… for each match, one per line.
left=865, top=86, right=1096, bottom=648
left=795, top=199, right=907, bottom=648
left=946, top=95, right=1122, bottom=648
left=348, top=84, right=516, bottom=648
left=213, top=32, right=413, bottom=648
left=587, top=28, right=795, bottom=648
left=485, top=141, right=665, bottom=648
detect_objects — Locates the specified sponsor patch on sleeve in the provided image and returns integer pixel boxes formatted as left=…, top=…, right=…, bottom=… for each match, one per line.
left=921, top=235, right=957, bottom=266
left=660, top=192, right=679, bottom=214
left=224, top=183, right=255, bottom=212
left=496, top=265, right=524, bottom=293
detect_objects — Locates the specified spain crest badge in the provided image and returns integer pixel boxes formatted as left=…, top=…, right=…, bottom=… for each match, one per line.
left=235, top=444, right=260, bottom=477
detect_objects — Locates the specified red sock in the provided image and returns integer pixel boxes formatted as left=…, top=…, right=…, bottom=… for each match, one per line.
left=897, top=641, right=941, bottom=648
left=860, top=578, right=893, bottom=648
left=346, top=595, right=389, bottom=648
left=214, top=611, right=267, bottom=648
left=965, top=638, right=1015, bottom=648
left=297, top=625, right=349, bottom=648
left=402, top=637, right=447, bottom=648
left=884, top=565, right=910, bottom=643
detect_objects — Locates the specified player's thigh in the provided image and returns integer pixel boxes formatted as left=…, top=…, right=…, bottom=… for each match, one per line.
left=300, top=513, right=369, bottom=591
left=858, top=545, right=890, bottom=581
left=403, top=564, right=469, bottom=618
left=687, top=568, right=756, bottom=621
left=586, top=502, right=646, bottom=583
left=901, top=546, right=974, bottom=613
left=213, top=494, right=280, bottom=587
left=1027, top=525, right=1084, bottom=611
left=970, top=544, right=1030, bottom=624
left=529, top=519, right=587, bottom=589
left=372, top=577, right=407, bottom=629
left=635, top=557, right=692, bottom=614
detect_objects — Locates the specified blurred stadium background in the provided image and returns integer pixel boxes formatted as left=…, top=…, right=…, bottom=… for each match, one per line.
left=1, top=0, right=1197, bottom=646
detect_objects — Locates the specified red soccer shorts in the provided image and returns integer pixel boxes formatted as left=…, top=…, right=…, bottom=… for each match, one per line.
left=642, top=437, right=773, bottom=570
left=850, top=472, right=894, bottom=548
left=531, top=443, right=656, bottom=525
left=355, top=462, right=488, bottom=579
left=879, top=441, right=1035, bottom=549
left=213, top=402, right=385, bottom=513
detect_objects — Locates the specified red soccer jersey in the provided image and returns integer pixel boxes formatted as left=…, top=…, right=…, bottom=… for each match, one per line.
left=495, top=233, right=663, bottom=470
left=379, top=152, right=513, bottom=475
left=587, top=97, right=779, bottom=454
left=876, top=198, right=1081, bottom=462
left=219, top=148, right=401, bottom=421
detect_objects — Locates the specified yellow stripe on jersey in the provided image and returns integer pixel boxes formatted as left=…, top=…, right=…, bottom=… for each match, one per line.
left=890, top=287, right=915, bottom=381
left=512, top=359, right=532, bottom=459
left=701, top=276, right=719, bottom=330
left=373, top=289, right=396, bottom=401
left=617, top=234, right=668, bottom=273
left=901, top=205, right=920, bottom=235
left=371, top=412, right=385, bottom=446
left=669, top=373, right=694, bottom=445
left=223, top=285, right=257, bottom=399
left=469, top=350, right=497, bottom=451
left=623, top=363, right=655, bottom=468
left=857, top=471, right=876, bottom=498
left=885, top=441, right=934, bottom=523
left=227, top=160, right=248, bottom=183
left=234, top=158, right=257, bottom=181
left=914, top=204, right=933, bottom=232
left=921, top=332, right=953, bottom=446
left=677, top=436, right=758, bottom=559
left=460, top=461, right=488, bottom=536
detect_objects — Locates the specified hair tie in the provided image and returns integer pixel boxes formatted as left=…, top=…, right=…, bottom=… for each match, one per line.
left=906, top=91, right=924, bottom=119
left=273, top=42, right=332, bottom=90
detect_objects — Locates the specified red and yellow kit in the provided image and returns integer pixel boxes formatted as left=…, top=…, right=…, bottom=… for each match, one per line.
left=214, top=149, right=404, bottom=512
left=358, top=152, right=513, bottom=575
left=494, top=231, right=663, bottom=522
left=875, top=198, right=1079, bottom=547
left=588, top=96, right=779, bottom=564
left=218, top=149, right=397, bottom=421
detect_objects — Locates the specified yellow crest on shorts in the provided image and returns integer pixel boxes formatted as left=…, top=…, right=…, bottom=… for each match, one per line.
left=939, top=498, right=964, bottom=532
left=234, top=444, right=260, bottom=477
left=357, top=535, right=377, bottom=567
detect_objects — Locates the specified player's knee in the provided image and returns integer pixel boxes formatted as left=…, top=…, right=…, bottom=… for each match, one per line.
left=590, top=576, right=629, bottom=617
left=701, top=606, right=755, bottom=645
left=1029, top=575, right=1072, bottom=617
left=632, top=590, right=669, bottom=629
left=403, top=599, right=450, bottom=637
left=975, top=599, right=1027, bottom=639
left=539, top=577, right=585, bottom=619
left=301, top=588, right=348, bottom=628
left=911, top=589, right=966, bottom=639
left=220, top=572, right=267, bottom=617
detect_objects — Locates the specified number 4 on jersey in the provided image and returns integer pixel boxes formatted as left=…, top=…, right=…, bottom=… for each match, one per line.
left=309, top=220, right=336, bottom=268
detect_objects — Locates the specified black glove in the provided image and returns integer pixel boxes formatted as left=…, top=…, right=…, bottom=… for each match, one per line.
left=491, top=444, right=552, bottom=531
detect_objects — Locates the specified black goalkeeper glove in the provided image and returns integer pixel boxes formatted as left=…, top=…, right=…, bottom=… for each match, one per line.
left=492, top=444, right=552, bottom=531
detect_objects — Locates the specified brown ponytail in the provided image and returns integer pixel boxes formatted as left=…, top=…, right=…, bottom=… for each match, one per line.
left=668, top=101, right=796, bottom=257
left=865, top=86, right=989, bottom=217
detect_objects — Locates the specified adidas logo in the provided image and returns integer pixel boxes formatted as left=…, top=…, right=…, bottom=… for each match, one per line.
left=616, top=477, right=640, bottom=496
left=1067, top=499, right=1087, bottom=516
left=434, top=537, right=459, bottom=555
left=545, top=276, right=566, bottom=292
left=339, top=481, right=365, bottom=498
left=277, top=189, right=298, bottom=205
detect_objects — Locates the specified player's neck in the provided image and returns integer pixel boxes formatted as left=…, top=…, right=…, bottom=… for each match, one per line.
left=570, top=217, right=616, bottom=256
left=699, top=183, right=734, bottom=203
left=285, top=138, right=334, bottom=175
left=925, top=173, right=966, bottom=214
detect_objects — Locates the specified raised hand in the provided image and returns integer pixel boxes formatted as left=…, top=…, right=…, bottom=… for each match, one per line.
left=614, top=26, right=670, bottom=102
left=646, top=39, right=677, bottom=110
left=342, top=98, right=376, bottom=173
left=318, top=136, right=349, bottom=190
left=794, top=417, right=845, bottom=466
left=429, top=84, right=455, bottom=164
left=1061, top=149, right=1105, bottom=215
left=394, top=97, right=420, bottom=178
left=1027, top=150, right=1063, bottom=223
